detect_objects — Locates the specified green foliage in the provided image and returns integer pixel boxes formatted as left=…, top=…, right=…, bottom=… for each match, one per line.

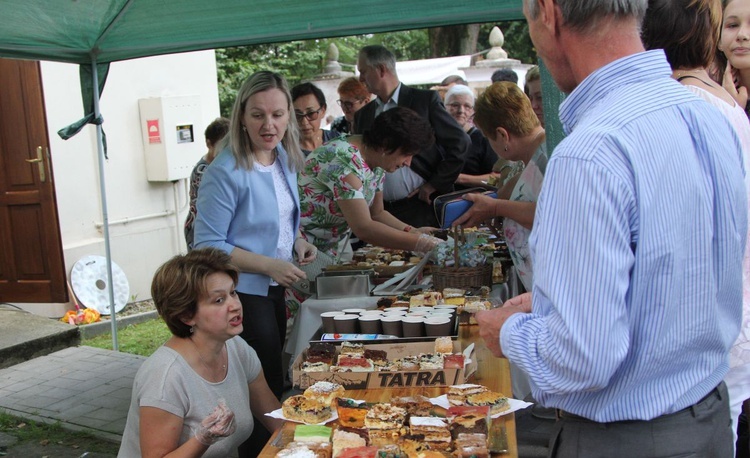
left=215, top=23, right=536, bottom=116
left=83, top=318, right=171, bottom=357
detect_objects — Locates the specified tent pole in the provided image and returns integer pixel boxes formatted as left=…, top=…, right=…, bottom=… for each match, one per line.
left=90, top=55, right=119, bottom=351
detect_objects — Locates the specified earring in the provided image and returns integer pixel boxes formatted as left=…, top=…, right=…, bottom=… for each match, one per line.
left=190, top=325, right=195, bottom=334
left=504, top=145, right=508, bottom=151
left=242, top=125, right=247, bottom=132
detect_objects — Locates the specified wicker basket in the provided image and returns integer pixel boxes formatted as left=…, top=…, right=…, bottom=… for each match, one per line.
left=432, top=263, right=493, bottom=291
left=431, top=225, right=493, bottom=291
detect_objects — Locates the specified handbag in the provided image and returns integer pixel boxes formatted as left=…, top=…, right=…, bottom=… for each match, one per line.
left=290, top=232, right=352, bottom=295
left=433, top=187, right=498, bottom=229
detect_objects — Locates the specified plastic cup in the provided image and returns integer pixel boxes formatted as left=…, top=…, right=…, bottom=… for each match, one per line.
left=333, top=314, right=359, bottom=333
left=385, top=306, right=409, bottom=312
left=320, top=311, right=345, bottom=334
left=381, top=315, right=403, bottom=337
left=424, top=316, right=452, bottom=337
left=382, top=309, right=407, bottom=317
left=358, top=315, right=383, bottom=334
left=360, top=310, right=384, bottom=317
left=401, top=316, right=425, bottom=338
left=430, top=310, right=456, bottom=333
left=342, top=308, right=366, bottom=315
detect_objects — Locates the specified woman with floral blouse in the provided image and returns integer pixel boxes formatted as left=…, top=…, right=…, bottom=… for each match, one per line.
left=298, top=106, right=444, bottom=260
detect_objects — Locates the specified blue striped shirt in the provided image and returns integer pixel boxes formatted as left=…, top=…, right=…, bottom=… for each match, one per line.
left=501, top=50, right=747, bottom=421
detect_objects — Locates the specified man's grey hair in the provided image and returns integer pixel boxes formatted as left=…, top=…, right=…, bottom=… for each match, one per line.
left=359, top=45, right=397, bottom=74
left=445, top=84, right=476, bottom=104
left=524, top=0, right=647, bottom=31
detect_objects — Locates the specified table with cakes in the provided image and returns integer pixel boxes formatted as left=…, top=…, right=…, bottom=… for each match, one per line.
left=267, top=229, right=522, bottom=457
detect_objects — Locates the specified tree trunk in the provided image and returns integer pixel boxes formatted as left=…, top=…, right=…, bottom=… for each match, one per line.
left=429, top=24, right=480, bottom=57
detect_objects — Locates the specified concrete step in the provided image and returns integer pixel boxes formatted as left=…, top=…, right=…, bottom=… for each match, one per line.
left=0, top=306, right=80, bottom=369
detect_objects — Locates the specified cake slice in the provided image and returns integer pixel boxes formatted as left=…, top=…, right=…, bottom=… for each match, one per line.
left=294, top=424, right=333, bottom=443
left=453, top=432, right=489, bottom=458
left=434, top=336, right=454, bottom=354
left=276, top=441, right=332, bottom=458
left=304, top=381, right=345, bottom=407
left=443, top=353, right=465, bottom=369
left=332, top=429, right=367, bottom=458
left=335, top=446, right=379, bottom=458
left=335, top=398, right=369, bottom=429
left=301, top=361, right=330, bottom=372
left=447, top=383, right=488, bottom=406
left=390, top=395, right=435, bottom=417
left=418, top=353, right=444, bottom=370
left=282, top=395, right=333, bottom=424
left=448, top=405, right=490, bottom=439
left=364, top=403, right=407, bottom=430
left=339, top=341, right=365, bottom=356
left=408, top=416, right=451, bottom=450
left=466, top=390, right=511, bottom=415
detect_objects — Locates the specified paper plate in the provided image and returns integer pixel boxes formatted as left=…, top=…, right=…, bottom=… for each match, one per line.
left=70, top=255, right=130, bottom=315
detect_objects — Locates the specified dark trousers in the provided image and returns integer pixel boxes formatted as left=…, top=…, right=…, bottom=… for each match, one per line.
left=549, top=382, right=733, bottom=458
left=237, top=285, right=286, bottom=458
left=384, top=194, right=439, bottom=228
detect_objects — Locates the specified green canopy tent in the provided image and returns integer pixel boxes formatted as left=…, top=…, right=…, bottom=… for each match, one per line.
left=0, top=0, right=525, bottom=349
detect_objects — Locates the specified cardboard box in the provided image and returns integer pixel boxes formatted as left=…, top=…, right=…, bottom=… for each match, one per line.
left=292, top=340, right=477, bottom=390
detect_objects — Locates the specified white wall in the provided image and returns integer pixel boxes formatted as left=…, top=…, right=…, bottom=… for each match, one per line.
left=38, top=50, right=220, bottom=314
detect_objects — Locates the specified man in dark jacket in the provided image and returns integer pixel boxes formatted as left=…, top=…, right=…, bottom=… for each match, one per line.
left=354, top=45, right=470, bottom=227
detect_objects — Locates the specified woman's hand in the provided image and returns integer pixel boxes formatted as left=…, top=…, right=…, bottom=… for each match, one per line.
left=266, top=259, right=306, bottom=287
left=294, top=237, right=317, bottom=265
left=413, top=233, right=444, bottom=256
left=193, top=400, right=236, bottom=446
left=723, top=61, right=749, bottom=109
left=413, top=226, right=438, bottom=234
left=452, top=193, right=500, bottom=228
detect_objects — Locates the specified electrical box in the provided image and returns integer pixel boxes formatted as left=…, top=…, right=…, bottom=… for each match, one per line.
left=138, top=95, right=204, bottom=182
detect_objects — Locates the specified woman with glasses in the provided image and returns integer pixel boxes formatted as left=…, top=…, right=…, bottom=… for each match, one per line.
left=291, top=82, right=339, bottom=156
left=445, top=84, right=523, bottom=193
left=331, top=77, right=371, bottom=134
left=193, top=71, right=316, bottom=457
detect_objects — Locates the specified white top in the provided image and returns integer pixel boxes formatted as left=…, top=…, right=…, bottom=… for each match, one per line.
left=684, top=85, right=750, bottom=369
left=256, top=159, right=296, bottom=264
left=118, top=336, right=262, bottom=458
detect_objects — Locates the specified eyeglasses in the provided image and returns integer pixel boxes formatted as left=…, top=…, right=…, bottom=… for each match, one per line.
left=447, top=102, right=474, bottom=111
left=294, top=106, right=323, bottom=122
left=337, top=99, right=364, bottom=111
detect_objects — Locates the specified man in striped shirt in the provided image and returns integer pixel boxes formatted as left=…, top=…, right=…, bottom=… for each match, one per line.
left=476, top=0, right=747, bottom=455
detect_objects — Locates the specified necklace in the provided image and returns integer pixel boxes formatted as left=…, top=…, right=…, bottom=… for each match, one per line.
left=189, top=337, right=227, bottom=377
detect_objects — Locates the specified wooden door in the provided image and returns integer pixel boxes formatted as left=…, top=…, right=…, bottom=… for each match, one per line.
left=0, top=59, right=67, bottom=303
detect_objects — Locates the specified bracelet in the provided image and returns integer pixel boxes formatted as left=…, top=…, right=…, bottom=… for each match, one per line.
left=403, top=225, right=413, bottom=232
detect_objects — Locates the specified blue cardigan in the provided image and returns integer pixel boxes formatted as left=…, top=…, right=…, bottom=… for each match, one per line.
left=194, top=144, right=300, bottom=295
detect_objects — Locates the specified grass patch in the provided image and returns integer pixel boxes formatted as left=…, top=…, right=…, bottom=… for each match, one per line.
left=0, top=410, right=120, bottom=454
left=82, top=318, right=171, bottom=357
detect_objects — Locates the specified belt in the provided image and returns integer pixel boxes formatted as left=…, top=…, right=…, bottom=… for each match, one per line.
left=555, top=383, right=724, bottom=423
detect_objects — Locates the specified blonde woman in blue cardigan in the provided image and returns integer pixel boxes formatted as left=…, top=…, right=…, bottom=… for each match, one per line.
left=194, top=71, right=316, bottom=457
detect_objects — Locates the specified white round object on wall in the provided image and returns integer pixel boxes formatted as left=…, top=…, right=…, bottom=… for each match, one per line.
left=70, top=255, right=130, bottom=315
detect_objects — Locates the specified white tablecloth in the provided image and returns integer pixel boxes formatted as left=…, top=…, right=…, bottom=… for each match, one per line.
left=284, top=295, right=380, bottom=363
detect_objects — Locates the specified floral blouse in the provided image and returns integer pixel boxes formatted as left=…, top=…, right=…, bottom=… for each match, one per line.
left=503, top=143, right=547, bottom=292
left=299, top=136, right=384, bottom=257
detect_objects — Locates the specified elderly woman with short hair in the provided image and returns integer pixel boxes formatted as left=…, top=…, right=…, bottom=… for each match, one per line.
left=446, top=84, right=522, bottom=191
left=453, top=82, right=547, bottom=293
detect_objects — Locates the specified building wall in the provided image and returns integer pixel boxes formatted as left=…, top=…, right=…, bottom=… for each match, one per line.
left=31, top=50, right=220, bottom=316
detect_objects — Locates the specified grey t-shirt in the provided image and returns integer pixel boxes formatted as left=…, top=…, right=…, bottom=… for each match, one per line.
left=118, top=336, right=261, bottom=457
